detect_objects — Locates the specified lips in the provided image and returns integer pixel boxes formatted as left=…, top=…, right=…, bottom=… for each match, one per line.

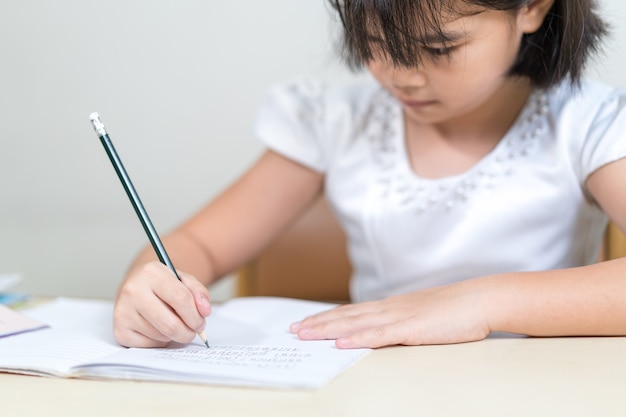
left=399, top=98, right=437, bottom=108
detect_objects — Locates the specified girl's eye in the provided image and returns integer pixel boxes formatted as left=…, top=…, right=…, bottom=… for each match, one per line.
left=424, top=46, right=456, bottom=57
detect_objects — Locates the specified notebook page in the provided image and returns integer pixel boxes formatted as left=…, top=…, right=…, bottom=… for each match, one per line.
left=0, top=329, right=123, bottom=376
left=0, top=298, right=123, bottom=376
left=76, top=297, right=369, bottom=388
left=79, top=342, right=367, bottom=388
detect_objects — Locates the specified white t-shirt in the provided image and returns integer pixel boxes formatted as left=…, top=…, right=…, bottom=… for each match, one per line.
left=254, top=77, right=626, bottom=302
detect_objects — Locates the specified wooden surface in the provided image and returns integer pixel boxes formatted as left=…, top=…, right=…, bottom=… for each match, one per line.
left=3, top=336, right=626, bottom=417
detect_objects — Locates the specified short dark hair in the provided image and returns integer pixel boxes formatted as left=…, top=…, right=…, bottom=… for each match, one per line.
left=328, top=0, right=608, bottom=88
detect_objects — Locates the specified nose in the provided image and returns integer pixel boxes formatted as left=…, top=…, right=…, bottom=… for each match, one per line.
left=390, top=67, right=428, bottom=92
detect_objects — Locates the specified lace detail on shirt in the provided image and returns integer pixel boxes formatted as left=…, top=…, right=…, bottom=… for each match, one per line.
left=286, top=79, right=326, bottom=135
left=367, top=89, right=550, bottom=214
left=362, top=89, right=399, bottom=171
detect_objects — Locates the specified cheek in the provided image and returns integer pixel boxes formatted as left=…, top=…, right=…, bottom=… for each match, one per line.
left=366, top=62, right=390, bottom=86
left=473, top=33, right=522, bottom=73
left=449, top=37, right=521, bottom=86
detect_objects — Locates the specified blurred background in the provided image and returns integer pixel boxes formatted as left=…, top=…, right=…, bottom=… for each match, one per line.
left=1, top=0, right=625, bottom=301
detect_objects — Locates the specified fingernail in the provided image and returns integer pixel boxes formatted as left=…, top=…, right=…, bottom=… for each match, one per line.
left=336, top=337, right=350, bottom=348
left=298, top=327, right=311, bottom=337
left=198, top=295, right=210, bottom=308
left=290, top=321, right=301, bottom=332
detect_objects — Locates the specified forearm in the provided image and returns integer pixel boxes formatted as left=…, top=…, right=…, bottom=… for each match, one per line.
left=125, top=228, right=216, bottom=288
left=481, top=257, right=626, bottom=337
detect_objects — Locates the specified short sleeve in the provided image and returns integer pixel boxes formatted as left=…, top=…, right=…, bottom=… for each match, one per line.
left=577, top=88, right=626, bottom=182
left=253, top=78, right=329, bottom=172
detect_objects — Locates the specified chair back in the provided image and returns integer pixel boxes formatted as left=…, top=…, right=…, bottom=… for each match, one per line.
left=237, top=197, right=626, bottom=301
left=236, top=196, right=351, bottom=302
left=602, top=222, right=626, bottom=260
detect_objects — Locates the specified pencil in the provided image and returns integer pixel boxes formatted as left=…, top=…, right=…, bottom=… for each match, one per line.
left=88, top=112, right=209, bottom=348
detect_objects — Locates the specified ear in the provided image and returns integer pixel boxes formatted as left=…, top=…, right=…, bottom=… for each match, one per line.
left=517, top=0, right=555, bottom=34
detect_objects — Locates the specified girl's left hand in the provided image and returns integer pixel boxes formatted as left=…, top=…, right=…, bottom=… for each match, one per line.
left=290, top=281, right=491, bottom=348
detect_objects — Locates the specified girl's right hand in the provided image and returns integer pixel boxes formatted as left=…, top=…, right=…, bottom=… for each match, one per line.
left=112, top=261, right=212, bottom=348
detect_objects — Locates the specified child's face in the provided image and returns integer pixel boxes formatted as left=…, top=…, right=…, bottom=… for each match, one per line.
left=367, top=8, right=529, bottom=127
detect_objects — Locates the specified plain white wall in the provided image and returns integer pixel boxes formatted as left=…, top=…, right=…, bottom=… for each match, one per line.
left=1, top=1, right=625, bottom=301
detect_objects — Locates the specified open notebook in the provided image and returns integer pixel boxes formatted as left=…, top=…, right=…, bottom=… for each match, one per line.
left=0, top=297, right=369, bottom=389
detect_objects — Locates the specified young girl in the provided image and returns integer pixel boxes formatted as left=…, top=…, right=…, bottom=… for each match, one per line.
left=113, top=0, right=626, bottom=349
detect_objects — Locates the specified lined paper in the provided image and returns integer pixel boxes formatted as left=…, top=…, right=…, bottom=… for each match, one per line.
left=0, top=297, right=369, bottom=388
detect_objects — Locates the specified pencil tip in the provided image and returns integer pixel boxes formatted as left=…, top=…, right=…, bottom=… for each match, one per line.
left=198, top=331, right=210, bottom=348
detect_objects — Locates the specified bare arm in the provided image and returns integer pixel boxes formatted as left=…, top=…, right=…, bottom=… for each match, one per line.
left=176, top=150, right=325, bottom=282
left=293, top=158, right=626, bottom=348
left=485, top=157, right=626, bottom=337
left=125, top=150, right=324, bottom=284
left=115, top=150, right=324, bottom=347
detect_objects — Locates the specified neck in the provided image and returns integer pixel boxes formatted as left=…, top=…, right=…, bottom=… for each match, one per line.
left=431, top=77, right=533, bottom=141
left=403, top=77, right=535, bottom=179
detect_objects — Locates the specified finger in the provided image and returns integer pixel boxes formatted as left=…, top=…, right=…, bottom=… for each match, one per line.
left=116, top=329, right=170, bottom=349
left=142, top=301, right=198, bottom=344
left=113, top=309, right=171, bottom=348
left=179, top=272, right=212, bottom=317
left=193, top=292, right=212, bottom=317
left=296, top=311, right=393, bottom=341
left=291, top=302, right=379, bottom=332
left=149, top=268, right=207, bottom=335
left=335, top=321, right=412, bottom=349
left=114, top=261, right=200, bottom=346
left=135, top=309, right=180, bottom=343
left=122, top=276, right=199, bottom=344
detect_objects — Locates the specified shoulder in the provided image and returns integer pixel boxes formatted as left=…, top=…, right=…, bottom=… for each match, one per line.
left=546, top=79, right=626, bottom=149
left=548, top=79, right=626, bottom=121
left=260, top=75, right=383, bottom=122
left=546, top=79, right=626, bottom=183
left=253, top=76, right=385, bottom=172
